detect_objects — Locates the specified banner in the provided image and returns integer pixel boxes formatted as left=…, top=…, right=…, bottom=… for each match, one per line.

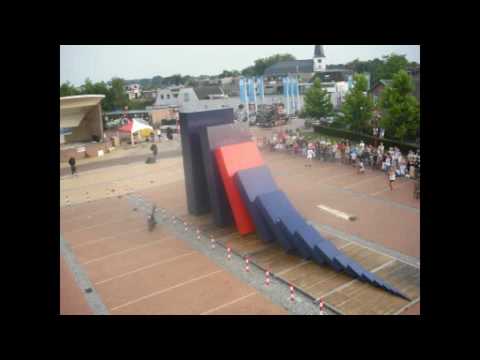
left=239, top=78, right=247, bottom=103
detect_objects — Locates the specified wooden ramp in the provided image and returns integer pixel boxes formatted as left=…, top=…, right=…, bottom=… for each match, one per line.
left=172, top=211, right=420, bottom=315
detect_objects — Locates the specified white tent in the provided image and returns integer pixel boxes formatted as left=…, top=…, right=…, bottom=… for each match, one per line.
left=131, top=118, right=153, bottom=133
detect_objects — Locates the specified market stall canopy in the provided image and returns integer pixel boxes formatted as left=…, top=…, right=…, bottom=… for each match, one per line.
left=118, top=118, right=153, bottom=133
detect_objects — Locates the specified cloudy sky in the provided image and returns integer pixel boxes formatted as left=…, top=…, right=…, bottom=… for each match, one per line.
left=60, top=45, right=420, bottom=86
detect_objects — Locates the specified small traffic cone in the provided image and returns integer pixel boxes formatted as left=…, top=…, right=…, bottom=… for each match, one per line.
left=244, top=257, right=250, bottom=272
left=210, top=237, right=216, bottom=249
left=319, top=300, right=326, bottom=315
left=290, top=285, right=295, bottom=302
left=196, top=229, right=201, bottom=240
left=227, top=247, right=232, bottom=260
left=265, top=270, right=270, bottom=286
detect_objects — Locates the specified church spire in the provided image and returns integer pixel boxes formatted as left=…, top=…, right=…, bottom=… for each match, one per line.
left=314, top=45, right=325, bottom=58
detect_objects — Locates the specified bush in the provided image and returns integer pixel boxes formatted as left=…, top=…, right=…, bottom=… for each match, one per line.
left=312, top=125, right=419, bottom=153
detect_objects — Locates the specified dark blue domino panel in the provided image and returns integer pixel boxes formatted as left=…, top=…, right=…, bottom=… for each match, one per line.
left=235, top=166, right=278, bottom=242
left=255, top=191, right=297, bottom=251
left=179, top=108, right=234, bottom=215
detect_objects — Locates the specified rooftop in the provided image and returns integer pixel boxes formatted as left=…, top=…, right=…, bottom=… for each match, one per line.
left=264, top=59, right=314, bottom=76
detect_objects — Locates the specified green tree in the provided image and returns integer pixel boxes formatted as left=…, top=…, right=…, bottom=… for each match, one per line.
left=60, top=81, right=80, bottom=97
left=254, top=53, right=296, bottom=76
left=303, top=79, right=333, bottom=119
left=240, top=53, right=296, bottom=77
left=379, top=70, right=420, bottom=141
left=377, top=53, right=409, bottom=81
left=339, top=74, right=374, bottom=133
left=110, top=78, right=129, bottom=111
left=241, top=65, right=256, bottom=77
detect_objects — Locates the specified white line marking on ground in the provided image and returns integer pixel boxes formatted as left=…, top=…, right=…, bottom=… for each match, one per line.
left=200, top=292, right=257, bottom=315
left=317, top=204, right=356, bottom=221
left=63, top=216, right=140, bottom=235
left=70, top=226, right=145, bottom=249
left=83, top=239, right=165, bottom=265
left=277, top=260, right=310, bottom=276
left=94, top=252, right=196, bottom=285
left=393, top=297, right=420, bottom=315
left=313, top=259, right=397, bottom=301
left=338, top=242, right=353, bottom=250
left=110, top=269, right=223, bottom=312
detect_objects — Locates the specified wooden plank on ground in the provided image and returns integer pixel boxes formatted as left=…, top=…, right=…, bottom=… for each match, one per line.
left=323, top=260, right=420, bottom=315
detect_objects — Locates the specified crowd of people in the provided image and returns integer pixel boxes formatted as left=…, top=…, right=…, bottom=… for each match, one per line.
left=261, top=130, right=421, bottom=182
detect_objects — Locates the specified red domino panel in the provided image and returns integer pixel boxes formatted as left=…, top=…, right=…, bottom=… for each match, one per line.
left=214, top=142, right=264, bottom=234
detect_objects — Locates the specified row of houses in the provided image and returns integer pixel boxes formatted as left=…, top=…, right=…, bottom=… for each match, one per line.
left=123, top=45, right=419, bottom=118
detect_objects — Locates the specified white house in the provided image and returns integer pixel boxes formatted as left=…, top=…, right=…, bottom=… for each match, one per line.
left=151, top=86, right=199, bottom=109
left=125, top=83, right=142, bottom=99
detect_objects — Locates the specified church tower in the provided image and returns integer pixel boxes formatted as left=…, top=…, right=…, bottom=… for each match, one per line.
left=313, top=45, right=326, bottom=72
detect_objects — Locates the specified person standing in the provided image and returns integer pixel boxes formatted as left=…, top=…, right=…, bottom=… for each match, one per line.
left=306, top=147, right=315, bottom=167
left=351, top=148, right=357, bottom=166
left=68, top=157, right=77, bottom=176
left=358, top=160, right=365, bottom=174
left=384, top=155, right=392, bottom=174
left=388, top=167, right=396, bottom=190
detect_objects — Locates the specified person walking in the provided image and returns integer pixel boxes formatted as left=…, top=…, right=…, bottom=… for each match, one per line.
left=68, top=157, right=77, bottom=176
left=358, top=160, right=365, bottom=174
left=388, top=167, right=396, bottom=191
left=306, top=147, right=315, bottom=167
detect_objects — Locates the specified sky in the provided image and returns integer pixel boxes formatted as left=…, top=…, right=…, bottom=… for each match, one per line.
left=60, top=45, right=420, bottom=86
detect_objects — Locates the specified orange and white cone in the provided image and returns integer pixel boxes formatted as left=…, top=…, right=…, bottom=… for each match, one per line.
left=210, top=237, right=216, bottom=249
left=244, top=257, right=250, bottom=272
left=265, top=270, right=270, bottom=286
left=196, top=229, right=201, bottom=240
left=319, top=300, right=326, bottom=315
left=227, top=247, right=232, bottom=260
left=290, top=285, right=295, bottom=302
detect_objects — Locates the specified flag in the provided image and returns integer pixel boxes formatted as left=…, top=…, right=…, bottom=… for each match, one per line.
left=248, top=78, right=256, bottom=103
left=290, top=78, right=297, bottom=97
left=256, top=77, right=264, bottom=98
left=239, top=78, right=247, bottom=103
left=283, top=77, right=290, bottom=97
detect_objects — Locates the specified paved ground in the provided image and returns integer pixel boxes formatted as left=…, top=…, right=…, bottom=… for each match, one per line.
left=60, top=126, right=420, bottom=315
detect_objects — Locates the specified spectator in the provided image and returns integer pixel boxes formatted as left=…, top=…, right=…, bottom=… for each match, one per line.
left=68, top=157, right=77, bottom=176
left=383, top=155, right=391, bottom=173
left=358, top=160, right=365, bottom=174
left=351, top=148, right=357, bottom=166
left=372, top=147, right=378, bottom=169
left=399, top=156, right=407, bottom=177
left=150, top=143, right=158, bottom=157
left=166, top=127, right=173, bottom=140
left=335, top=143, right=342, bottom=162
left=359, top=140, right=365, bottom=153
left=388, top=167, right=396, bottom=190
left=306, top=147, right=315, bottom=167
left=378, top=142, right=384, bottom=156
left=345, top=144, right=350, bottom=164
